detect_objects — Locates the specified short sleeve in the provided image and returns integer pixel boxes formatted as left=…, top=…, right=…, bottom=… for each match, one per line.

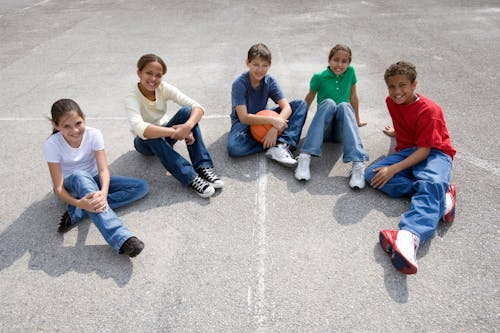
left=350, top=66, right=357, bottom=85
left=268, top=76, right=284, bottom=104
left=309, top=73, right=320, bottom=92
left=43, top=137, right=60, bottom=163
left=91, top=128, right=105, bottom=151
left=231, top=79, right=247, bottom=108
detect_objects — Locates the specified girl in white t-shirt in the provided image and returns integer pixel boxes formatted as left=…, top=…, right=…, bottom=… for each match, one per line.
left=44, top=99, right=149, bottom=257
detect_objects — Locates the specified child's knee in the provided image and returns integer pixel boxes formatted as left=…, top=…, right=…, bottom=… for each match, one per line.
left=227, top=143, right=244, bottom=157
left=364, top=165, right=377, bottom=182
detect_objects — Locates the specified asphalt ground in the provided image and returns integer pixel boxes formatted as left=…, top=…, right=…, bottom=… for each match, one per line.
left=0, top=0, right=499, bottom=332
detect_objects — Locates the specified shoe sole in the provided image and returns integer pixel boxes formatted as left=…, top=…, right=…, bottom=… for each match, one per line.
left=265, top=152, right=297, bottom=167
left=196, top=186, right=215, bottom=198
left=209, top=181, right=224, bottom=189
left=349, top=183, right=365, bottom=190
left=295, top=173, right=310, bottom=181
left=379, top=231, right=417, bottom=275
left=442, top=184, right=456, bottom=223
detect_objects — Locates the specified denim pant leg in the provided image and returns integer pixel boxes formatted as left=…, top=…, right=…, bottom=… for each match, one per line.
left=365, top=149, right=416, bottom=197
left=329, top=102, right=369, bottom=163
left=64, top=170, right=133, bottom=252
left=227, top=120, right=264, bottom=157
left=165, top=106, right=214, bottom=170
left=399, top=150, right=452, bottom=242
left=273, top=99, right=307, bottom=148
left=300, top=99, right=337, bottom=156
left=95, top=175, right=149, bottom=210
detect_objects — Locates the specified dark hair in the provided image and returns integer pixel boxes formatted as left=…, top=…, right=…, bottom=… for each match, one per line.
left=247, top=43, right=272, bottom=63
left=50, top=99, right=84, bottom=134
left=328, top=44, right=352, bottom=62
left=384, top=61, right=417, bottom=83
left=137, top=54, right=167, bottom=74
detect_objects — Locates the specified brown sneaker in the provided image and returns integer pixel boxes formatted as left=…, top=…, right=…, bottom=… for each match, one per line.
left=119, top=237, right=144, bottom=257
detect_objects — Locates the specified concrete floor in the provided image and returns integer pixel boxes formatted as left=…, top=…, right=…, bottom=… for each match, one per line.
left=0, top=0, right=498, bottom=332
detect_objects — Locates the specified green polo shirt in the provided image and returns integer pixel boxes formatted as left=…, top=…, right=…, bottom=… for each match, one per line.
left=310, top=65, right=357, bottom=104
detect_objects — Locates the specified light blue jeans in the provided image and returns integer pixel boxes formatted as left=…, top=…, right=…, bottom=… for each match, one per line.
left=300, top=99, right=368, bottom=162
left=134, top=106, right=214, bottom=186
left=364, top=148, right=452, bottom=242
left=64, top=170, right=149, bottom=252
left=227, top=99, right=307, bottom=157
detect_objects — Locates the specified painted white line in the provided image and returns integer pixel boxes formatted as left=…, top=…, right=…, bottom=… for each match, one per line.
left=251, top=155, right=270, bottom=331
left=21, top=0, right=50, bottom=11
left=0, top=114, right=229, bottom=121
left=457, top=151, right=500, bottom=177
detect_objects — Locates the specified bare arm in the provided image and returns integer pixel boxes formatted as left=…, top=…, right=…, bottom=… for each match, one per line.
left=304, top=90, right=316, bottom=110
left=370, top=147, right=431, bottom=189
left=350, top=84, right=367, bottom=127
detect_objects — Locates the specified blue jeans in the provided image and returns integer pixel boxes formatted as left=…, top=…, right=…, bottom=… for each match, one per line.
left=365, top=148, right=453, bottom=242
left=227, top=99, right=307, bottom=157
left=134, top=106, right=214, bottom=186
left=64, top=170, right=149, bottom=252
left=300, top=99, right=368, bottom=162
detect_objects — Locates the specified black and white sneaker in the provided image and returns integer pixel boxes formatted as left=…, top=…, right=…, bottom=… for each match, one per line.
left=197, top=167, right=224, bottom=189
left=190, top=176, right=216, bottom=198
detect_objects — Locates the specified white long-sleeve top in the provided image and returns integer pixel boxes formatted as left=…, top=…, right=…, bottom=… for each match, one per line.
left=125, top=81, right=205, bottom=139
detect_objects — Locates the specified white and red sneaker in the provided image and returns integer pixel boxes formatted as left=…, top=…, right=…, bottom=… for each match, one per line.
left=379, top=229, right=419, bottom=274
left=442, top=184, right=457, bottom=223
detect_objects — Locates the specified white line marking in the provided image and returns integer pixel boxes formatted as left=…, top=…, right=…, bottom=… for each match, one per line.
left=0, top=114, right=229, bottom=121
left=250, top=155, right=270, bottom=331
left=457, top=152, right=500, bottom=177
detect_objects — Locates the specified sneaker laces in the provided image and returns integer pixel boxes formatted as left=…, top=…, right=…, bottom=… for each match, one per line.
left=191, top=176, right=210, bottom=193
left=276, top=143, right=293, bottom=159
left=198, top=167, right=220, bottom=183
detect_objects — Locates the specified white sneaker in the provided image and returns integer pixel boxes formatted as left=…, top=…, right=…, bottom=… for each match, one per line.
left=379, top=229, right=420, bottom=274
left=295, top=153, right=311, bottom=181
left=265, top=143, right=297, bottom=167
left=349, top=161, right=366, bottom=189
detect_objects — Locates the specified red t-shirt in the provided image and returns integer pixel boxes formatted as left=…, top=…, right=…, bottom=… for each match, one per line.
left=386, top=94, right=456, bottom=159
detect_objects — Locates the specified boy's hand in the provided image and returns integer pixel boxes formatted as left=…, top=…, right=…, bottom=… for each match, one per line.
left=262, top=127, right=278, bottom=149
left=383, top=125, right=396, bottom=137
left=357, top=120, right=368, bottom=127
left=371, top=166, right=397, bottom=189
left=271, top=117, right=288, bottom=132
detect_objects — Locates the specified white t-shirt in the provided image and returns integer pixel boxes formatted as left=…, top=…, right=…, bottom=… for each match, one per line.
left=43, top=126, right=104, bottom=178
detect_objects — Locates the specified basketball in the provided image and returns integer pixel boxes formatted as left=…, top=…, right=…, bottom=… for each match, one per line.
left=250, top=110, right=283, bottom=143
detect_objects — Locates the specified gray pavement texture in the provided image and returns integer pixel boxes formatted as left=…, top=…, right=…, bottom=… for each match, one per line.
left=0, top=0, right=499, bottom=332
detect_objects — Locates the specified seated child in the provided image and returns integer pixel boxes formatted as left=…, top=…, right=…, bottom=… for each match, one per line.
left=125, top=54, right=223, bottom=199
left=227, top=43, right=307, bottom=167
left=365, top=61, right=457, bottom=274
left=295, top=44, right=369, bottom=188
left=44, top=99, right=149, bottom=257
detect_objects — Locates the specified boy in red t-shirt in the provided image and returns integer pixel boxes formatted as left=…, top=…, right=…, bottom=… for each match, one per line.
left=365, top=61, right=457, bottom=275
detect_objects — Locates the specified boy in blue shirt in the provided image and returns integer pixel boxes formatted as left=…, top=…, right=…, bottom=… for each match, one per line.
left=228, top=43, right=307, bottom=166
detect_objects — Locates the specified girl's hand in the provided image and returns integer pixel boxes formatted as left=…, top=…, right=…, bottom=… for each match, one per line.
left=185, top=132, right=195, bottom=145
left=357, top=120, right=368, bottom=127
left=171, top=124, right=192, bottom=140
left=383, top=125, right=396, bottom=137
left=80, top=191, right=108, bottom=213
left=370, top=166, right=396, bottom=189
left=271, top=117, right=288, bottom=132
left=262, top=127, right=278, bottom=149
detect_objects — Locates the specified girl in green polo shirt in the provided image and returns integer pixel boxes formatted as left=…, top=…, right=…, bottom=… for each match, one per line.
left=295, top=44, right=369, bottom=189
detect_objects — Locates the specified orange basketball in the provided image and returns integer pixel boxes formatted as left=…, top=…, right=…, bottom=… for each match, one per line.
left=250, top=110, right=283, bottom=143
